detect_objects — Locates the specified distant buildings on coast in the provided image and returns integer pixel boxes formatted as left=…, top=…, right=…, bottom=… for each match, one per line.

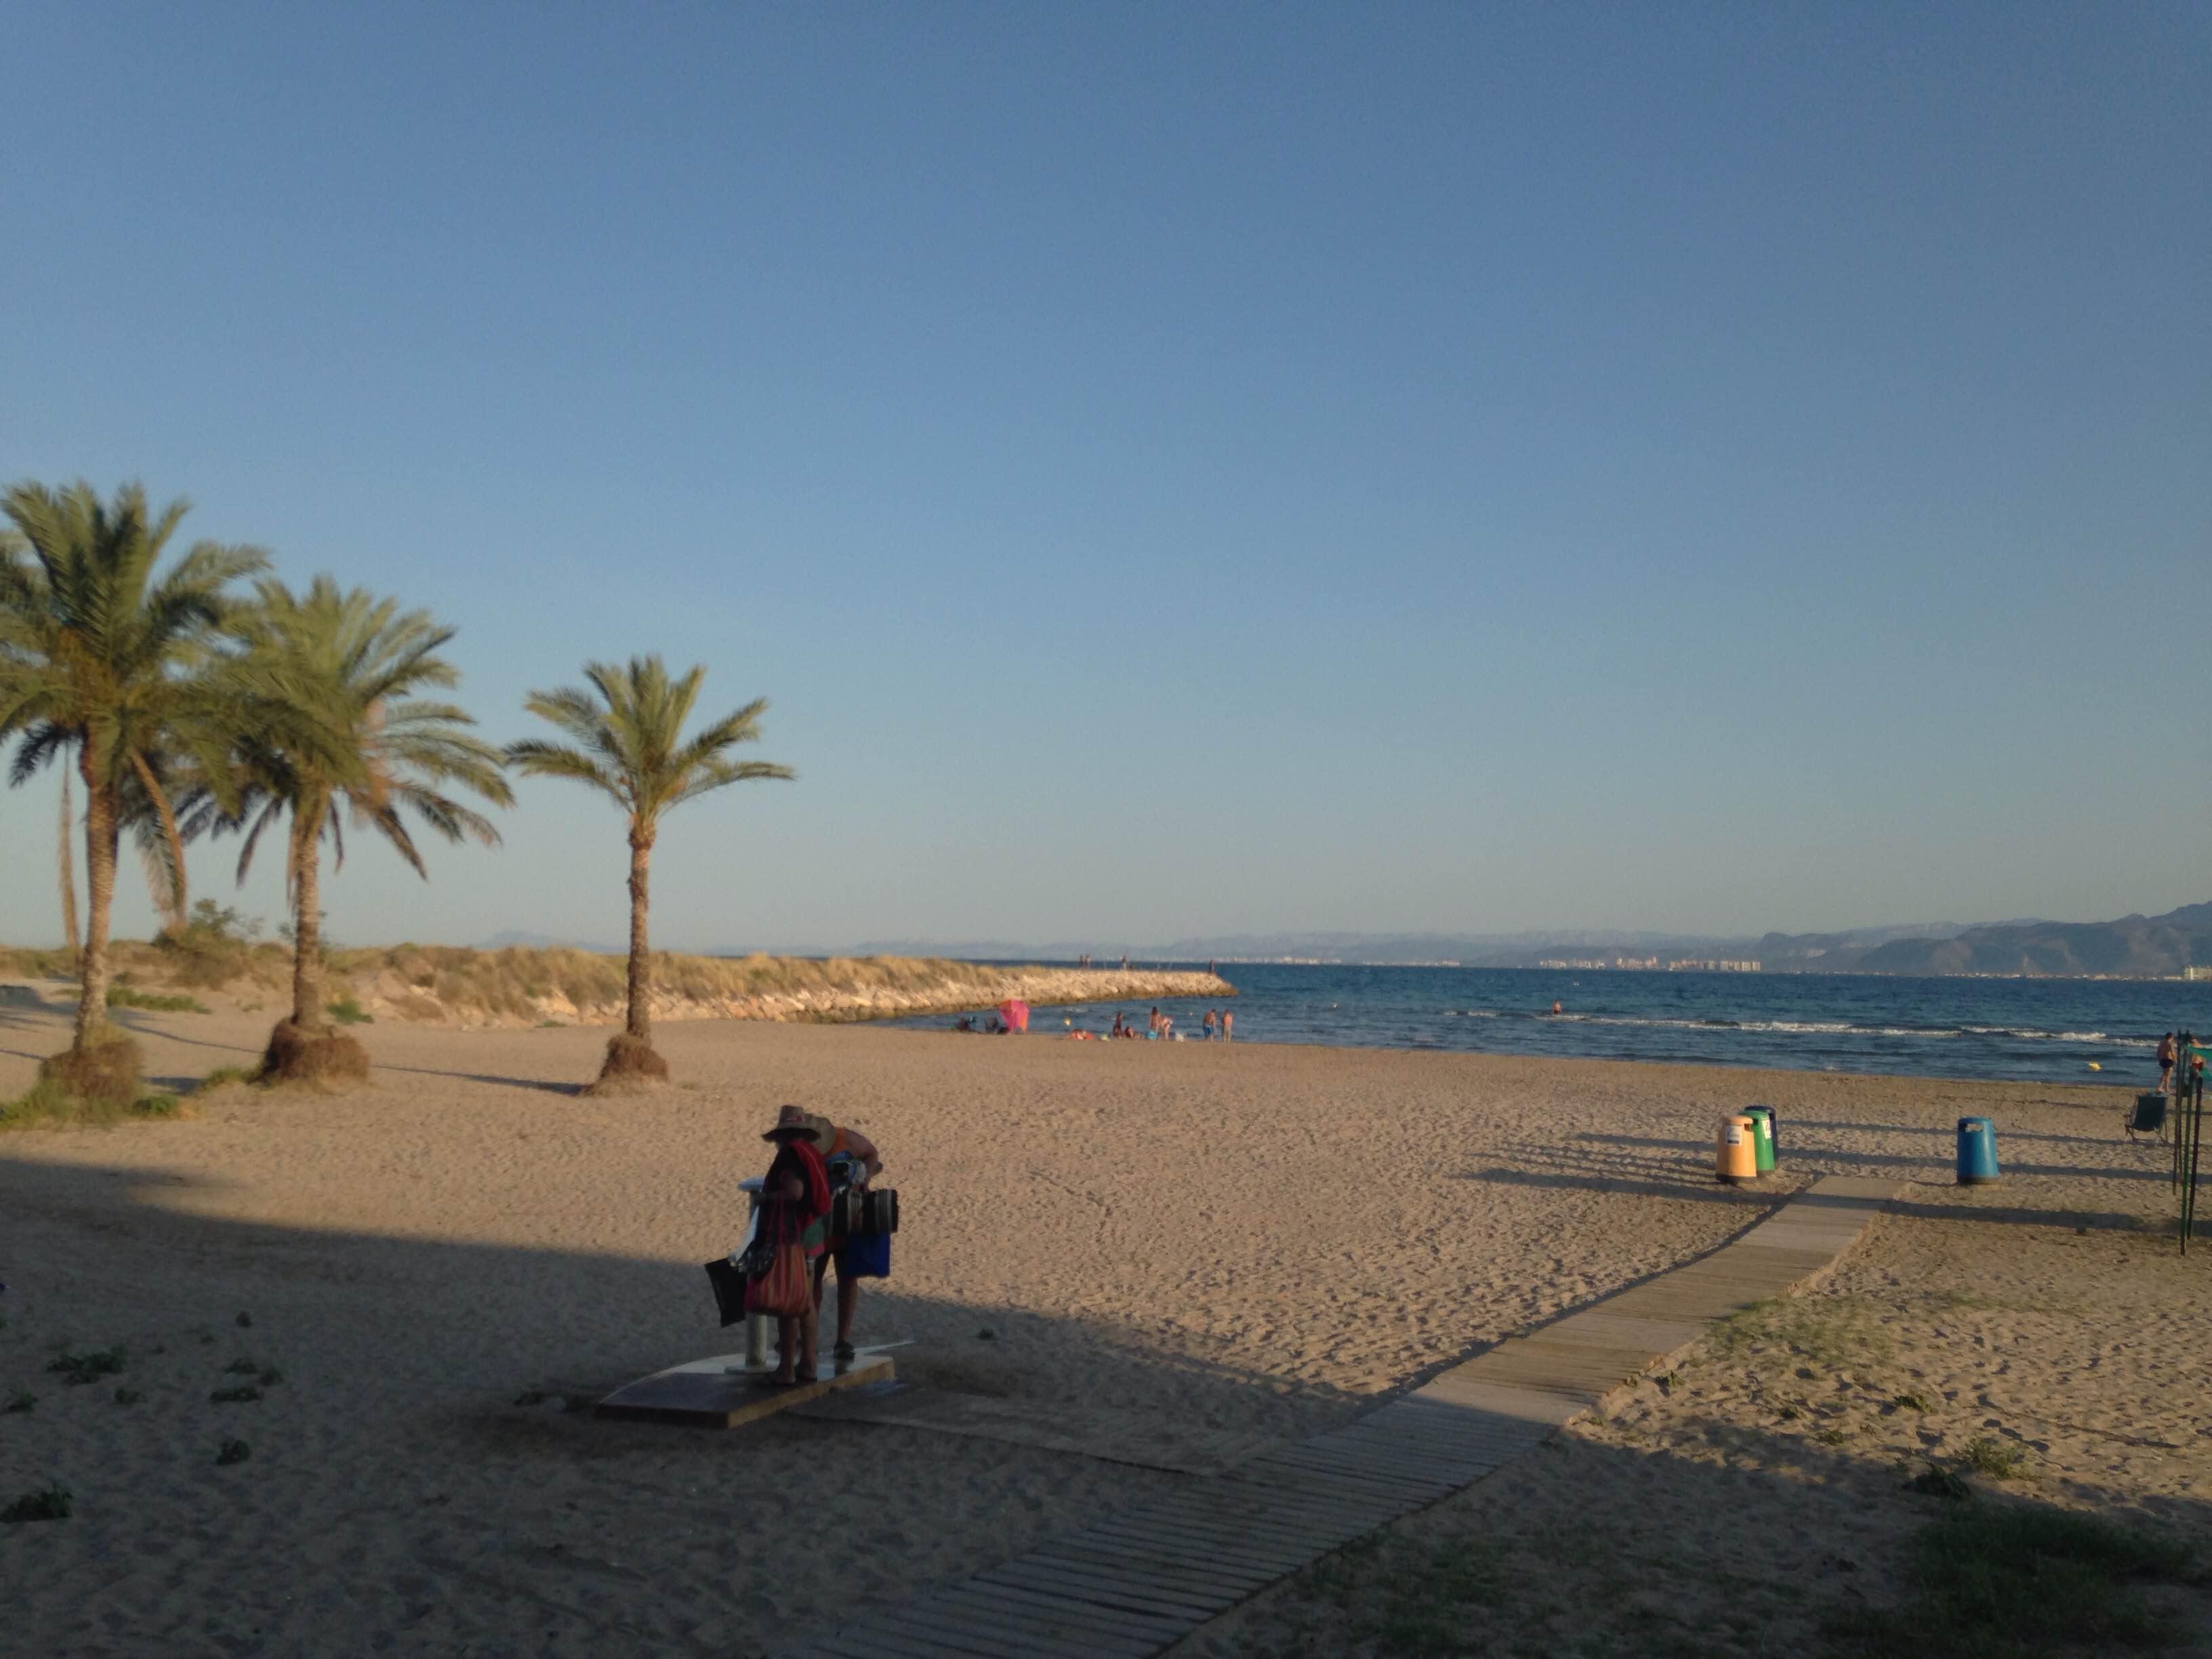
left=1537, top=956, right=1763, bottom=972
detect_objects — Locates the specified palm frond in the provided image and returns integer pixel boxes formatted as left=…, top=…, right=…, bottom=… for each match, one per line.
left=512, top=656, right=790, bottom=834
left=504, top=739, right=624, bottom=801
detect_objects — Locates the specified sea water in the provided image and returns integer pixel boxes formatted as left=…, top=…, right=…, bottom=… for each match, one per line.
left=896, top=964, right=2212, bottom=1087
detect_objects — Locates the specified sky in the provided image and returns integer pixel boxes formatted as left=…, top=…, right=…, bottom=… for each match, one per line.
left=3, top=2, right=2207, bottom=952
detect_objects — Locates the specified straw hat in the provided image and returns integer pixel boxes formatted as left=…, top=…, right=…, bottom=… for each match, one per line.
left=762, top=1103, right=819, bottom=1143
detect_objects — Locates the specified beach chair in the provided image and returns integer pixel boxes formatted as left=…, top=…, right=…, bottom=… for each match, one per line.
left=2127, top=1092, right=2168, bottom=1142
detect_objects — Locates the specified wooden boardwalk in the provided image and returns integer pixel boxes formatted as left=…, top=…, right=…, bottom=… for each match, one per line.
left=794, top=1385, right=1277, bottom=1475
left=784, top=1175, right=1894, bottom=1659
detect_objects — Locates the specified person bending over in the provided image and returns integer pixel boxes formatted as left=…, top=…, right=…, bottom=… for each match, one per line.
left=803, top=1112, right=884, bottom=1371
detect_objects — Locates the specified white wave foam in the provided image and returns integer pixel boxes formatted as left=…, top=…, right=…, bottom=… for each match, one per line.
left=1459, top=1010, right=2154, bottom=1046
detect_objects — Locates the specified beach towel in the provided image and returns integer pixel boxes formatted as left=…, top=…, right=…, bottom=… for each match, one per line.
left=766, top=1139, right=832, bottom=1219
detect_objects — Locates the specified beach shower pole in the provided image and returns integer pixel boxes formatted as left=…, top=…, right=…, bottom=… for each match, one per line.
left=2184, top=1042, right=2205, bottom=1253
left=2177, top=1028, right=2196, bottom=1199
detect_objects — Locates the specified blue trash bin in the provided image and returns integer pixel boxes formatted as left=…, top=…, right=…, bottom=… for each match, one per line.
left=1956, top=1116, right=2000, bottom=1185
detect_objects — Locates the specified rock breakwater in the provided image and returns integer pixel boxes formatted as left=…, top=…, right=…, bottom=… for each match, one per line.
left=343, top=952, right=1234, bottom=1030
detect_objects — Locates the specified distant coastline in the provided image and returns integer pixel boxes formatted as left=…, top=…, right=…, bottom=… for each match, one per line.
left=852, top=899, right=2212, bottom=982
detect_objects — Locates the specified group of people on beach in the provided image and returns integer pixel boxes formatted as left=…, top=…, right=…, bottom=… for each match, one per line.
left=952, top=1000, right=1240, bottom=1041
left=751, top=1105, right=884, bottom=1386
left=1090, top=1005, right=1233, bottom=1041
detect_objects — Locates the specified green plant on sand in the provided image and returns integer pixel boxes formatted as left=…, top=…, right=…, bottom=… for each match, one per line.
left=105, top=984, right=209, bottom=1013
left=1959, top=1437, right=2026, bottom=1480
left=47, top=1347, right=127, bottom=1387
left=152, top=899, right=265, bottom=987
left=0, top=479, right=276, bottom=1105
left=0, top=1069, right=188, bottom=1130
left=0, top=1483, right=72, bottom=1522
left=1828, top=1503, right=2197, bottom=1657
left=1708, top=1294, right=1889, bottom=1370
left=506, top=655, right=791, bottom=1090
left=182, top=575, right=509, bottom=1086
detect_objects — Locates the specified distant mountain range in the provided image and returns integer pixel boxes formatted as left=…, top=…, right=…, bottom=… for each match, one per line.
left=1835, top=903, right=2212, bottom=978
left=845, top=922, right=1987, bottom=969
left=842, top=903, right=2212, bottom=978
left=483, top=902, right=2212, bottom=979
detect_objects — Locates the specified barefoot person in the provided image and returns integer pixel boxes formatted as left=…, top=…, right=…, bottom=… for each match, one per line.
left=801, top=1112, right=884, bottom=1372
left=758, top=1105, right=832, bottom=1384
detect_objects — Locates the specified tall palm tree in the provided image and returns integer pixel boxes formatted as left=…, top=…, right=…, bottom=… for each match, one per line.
left=0, top=480, right=266, bottom=1061
left=506, top=656, right=792, bottom=1082
left=188, top=576, right=512, bottom=1062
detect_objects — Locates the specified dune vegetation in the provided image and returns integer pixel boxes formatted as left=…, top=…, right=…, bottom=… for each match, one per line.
left=0, top=937, right=1230, bottom=1032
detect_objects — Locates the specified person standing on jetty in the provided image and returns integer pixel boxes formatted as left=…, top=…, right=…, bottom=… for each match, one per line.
left=758, top=1105, right=832, bottom=1384
left=802, top=1111, right=884, bottom=1372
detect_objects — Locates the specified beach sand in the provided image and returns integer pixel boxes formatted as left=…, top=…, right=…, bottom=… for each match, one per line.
left=1178, top=1172, right=2212, bottom=1658
left=0, top=994, right=2194, bottom=1655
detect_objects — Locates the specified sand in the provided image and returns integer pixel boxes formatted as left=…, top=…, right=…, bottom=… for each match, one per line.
left=0, top=990, right=2196, bottom=1656
left=1179, top=1127, right=2212, bottom=1655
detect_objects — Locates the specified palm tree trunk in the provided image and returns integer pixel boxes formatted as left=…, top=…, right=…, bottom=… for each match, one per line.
left=292, top=822, right=325, bottom=1031
left=74, top=749, right=117, bottom=1052
left=626, top=830, right=653, bottom=1043
left=58, top=773, right=79, bottom=960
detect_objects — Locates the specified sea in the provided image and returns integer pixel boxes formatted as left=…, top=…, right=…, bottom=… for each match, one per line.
left=892, top=964, right=2212, bottom=1088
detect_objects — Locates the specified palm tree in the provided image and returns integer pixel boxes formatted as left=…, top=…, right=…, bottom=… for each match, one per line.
left=187, top=576, right=512, bottom=1077
left=0, top=480, right=266, bottom=1073
left=506, top=657, right=792, bottom=1085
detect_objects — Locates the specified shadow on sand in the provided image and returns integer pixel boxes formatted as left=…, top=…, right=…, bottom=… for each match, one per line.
left=4, top=1134, right=2205, bottom=1658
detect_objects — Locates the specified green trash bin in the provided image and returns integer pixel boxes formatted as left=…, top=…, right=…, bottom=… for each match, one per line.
left=1743, top=1105, right=1776, bottom=1174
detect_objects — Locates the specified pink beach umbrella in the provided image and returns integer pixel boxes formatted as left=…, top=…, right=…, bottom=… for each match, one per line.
left=998, top=998, right=1030, bottom=1033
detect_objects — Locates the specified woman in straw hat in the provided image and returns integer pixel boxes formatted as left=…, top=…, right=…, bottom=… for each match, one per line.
left=758, top=1105, right=833, bottom=1383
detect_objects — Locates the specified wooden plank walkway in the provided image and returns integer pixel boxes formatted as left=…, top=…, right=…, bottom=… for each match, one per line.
left=595, top=1351, right=894, bottom=1429
left=783, top=1175, right=1893, bottom=1659
left=793, top=1386, right=1277, bottom=1475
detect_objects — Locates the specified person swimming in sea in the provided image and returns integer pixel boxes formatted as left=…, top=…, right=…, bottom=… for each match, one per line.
left=1549, top=1000, right=1563, bottom=1016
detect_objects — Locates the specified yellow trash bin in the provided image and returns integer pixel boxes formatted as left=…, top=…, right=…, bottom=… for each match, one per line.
left=1715, top=1114, right=1759, bottom=1184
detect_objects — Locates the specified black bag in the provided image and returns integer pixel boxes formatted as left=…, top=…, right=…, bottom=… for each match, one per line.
left=857, top=1188, right=900, bottom=1236
left=703, top=1256, right=750, bottom=1327
left=829, top=1186, right=865, bottom=1244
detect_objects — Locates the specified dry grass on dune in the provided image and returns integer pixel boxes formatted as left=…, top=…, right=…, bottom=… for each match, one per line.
left=0, top=940, right=1229, bottom=1030
left=335, top=943, right=1045, bottom=1019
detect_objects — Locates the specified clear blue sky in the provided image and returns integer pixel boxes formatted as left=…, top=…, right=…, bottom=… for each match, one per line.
left=3, top=2, right=2206, bottom=951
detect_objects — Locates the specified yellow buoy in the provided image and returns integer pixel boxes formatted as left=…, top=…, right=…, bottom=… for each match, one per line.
left=1715, top=1114, right=1759, bottom=1184
left=2087, top=1062, right=2102, bottom=1071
